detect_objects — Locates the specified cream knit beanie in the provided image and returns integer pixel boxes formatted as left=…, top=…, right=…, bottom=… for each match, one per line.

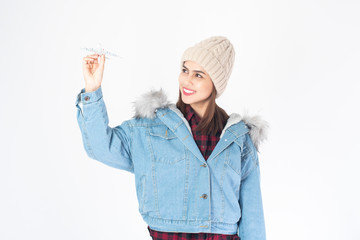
left=180, top=36, right=235, bottom=98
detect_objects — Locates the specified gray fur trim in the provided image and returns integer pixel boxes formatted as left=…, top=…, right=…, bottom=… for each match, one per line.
left=131, top=88, right=172, bottom=119
left=132, top=88, right=269, bottom=151
left=241, top=111, right=269, bottom=152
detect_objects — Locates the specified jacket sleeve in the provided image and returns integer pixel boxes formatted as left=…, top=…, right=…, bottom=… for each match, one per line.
left=237, top=133, right=266, bottom=240
left=75, top=86, right=134, bottom=173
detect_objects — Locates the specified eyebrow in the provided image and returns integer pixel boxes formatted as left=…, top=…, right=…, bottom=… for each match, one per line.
left=182, top=64, right=206, bottom=75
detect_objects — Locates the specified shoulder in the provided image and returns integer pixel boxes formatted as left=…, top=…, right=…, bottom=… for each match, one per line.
left=240, top=113, right=269, bottom=153
left=118, top=87, right=171, bottom=128
left=227, top=112, right=269, bottom=153
left=129, top=87, right=270, bottom=151
left=131, top=87, right=172, bottom=119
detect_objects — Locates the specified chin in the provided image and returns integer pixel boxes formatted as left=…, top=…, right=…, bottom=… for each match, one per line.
left=182, top=98, right=191, bottom=104
left=182, top=96, right=199, bottom=105
left=181, top=95, right=191, bottom=104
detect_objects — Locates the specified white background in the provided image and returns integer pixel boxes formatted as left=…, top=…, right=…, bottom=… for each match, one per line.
left=1, top=0, right=359, bottom=239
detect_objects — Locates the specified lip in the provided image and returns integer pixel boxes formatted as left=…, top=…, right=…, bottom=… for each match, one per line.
left=183, top=87, right=196, bottom=96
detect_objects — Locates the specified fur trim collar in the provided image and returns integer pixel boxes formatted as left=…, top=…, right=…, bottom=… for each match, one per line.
left=132, top=88, right=269, bottom=151
left=132, top=88, right=173, bottom=119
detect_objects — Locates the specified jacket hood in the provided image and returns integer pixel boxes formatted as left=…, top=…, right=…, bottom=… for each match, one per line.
left=131, top=88, right=269, bottom=152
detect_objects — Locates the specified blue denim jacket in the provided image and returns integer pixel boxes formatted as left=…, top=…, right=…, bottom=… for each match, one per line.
left=75, top=86, right=269, bottom=240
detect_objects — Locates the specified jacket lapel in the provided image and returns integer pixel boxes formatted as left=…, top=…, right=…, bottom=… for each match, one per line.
left=156, top=107, right=206, bottom=163
left=206, top=123, right=249, bottom=163
left=132, top=88, right=269, bottom=154
left=155, top=106, right=249, bottom=164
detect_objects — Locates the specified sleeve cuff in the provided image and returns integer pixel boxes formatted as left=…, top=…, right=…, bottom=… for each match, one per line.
left=75, top=86, right=103, bottom=105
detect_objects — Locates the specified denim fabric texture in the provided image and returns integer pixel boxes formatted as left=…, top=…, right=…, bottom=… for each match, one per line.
left=75, top=86, right=266, bottom=240
left=148, top=103, right=239, bottom=240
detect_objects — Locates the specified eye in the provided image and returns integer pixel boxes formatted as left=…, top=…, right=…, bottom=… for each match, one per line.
left=196, top=73, right=203, bottom=78
left=182, top=68, right=187, bottom=73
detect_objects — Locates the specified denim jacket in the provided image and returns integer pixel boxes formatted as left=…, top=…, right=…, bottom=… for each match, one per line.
left=75, top=86, right=269, bottom=240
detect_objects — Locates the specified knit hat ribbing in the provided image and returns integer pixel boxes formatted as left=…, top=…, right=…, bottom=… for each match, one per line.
left=180, top=36, right=235, bottom=98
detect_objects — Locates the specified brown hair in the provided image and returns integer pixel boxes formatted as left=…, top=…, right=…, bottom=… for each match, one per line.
left=176, top=83, right=230, bottom=136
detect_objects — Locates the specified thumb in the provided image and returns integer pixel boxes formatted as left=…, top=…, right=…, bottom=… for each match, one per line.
left=100, top=54, right=105, bottom=68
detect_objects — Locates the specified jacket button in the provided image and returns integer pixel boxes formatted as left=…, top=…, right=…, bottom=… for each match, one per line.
left=84, top=96, right=90, bottom=101
left=201, top=163, right=207, bottom=167
left=201, top=194, right=208, bottom=199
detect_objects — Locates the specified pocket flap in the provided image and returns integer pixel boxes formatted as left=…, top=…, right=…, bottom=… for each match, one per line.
left=149, top=126, right=177, bottom=139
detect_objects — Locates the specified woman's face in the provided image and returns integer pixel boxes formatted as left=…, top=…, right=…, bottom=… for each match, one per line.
left=178, top=61, right=214, bottom=106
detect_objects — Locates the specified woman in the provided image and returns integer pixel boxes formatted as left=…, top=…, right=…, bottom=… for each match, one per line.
left=76, top=36, right=268, bottom=240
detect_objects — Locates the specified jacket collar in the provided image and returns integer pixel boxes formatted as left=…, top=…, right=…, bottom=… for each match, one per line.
left=132, top=88, right=269, bottom=153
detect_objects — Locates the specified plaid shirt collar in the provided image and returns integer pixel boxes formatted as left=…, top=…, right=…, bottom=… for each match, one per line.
left=185, top=104, right=201, bottom=124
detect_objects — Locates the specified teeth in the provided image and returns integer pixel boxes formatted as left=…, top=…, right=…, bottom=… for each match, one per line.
left=184, top=88, right=195, bottom=93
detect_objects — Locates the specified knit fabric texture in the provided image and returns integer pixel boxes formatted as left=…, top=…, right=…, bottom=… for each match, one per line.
left=180, top=36, right=235, bottom=98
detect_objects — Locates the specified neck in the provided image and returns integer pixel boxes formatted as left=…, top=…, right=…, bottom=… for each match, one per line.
left=190, top=99, right=210, bottom=119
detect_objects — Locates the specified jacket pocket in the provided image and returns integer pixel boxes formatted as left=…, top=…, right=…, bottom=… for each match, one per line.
left=154, top=157, right=188, bottom=220
left=147, top=125, right=186, bottom=164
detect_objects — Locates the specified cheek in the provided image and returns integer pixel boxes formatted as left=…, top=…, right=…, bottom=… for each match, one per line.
left=198, top=80, right=213, bottom=94
left=178, top=75, right=185, bottom=85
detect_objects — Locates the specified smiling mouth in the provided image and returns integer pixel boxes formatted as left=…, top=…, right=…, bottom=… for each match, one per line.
left=183, top=87, right=196, bottom=96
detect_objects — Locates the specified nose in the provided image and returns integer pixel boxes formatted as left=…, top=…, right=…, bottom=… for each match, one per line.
left=184, top=75, right=194, bottom=86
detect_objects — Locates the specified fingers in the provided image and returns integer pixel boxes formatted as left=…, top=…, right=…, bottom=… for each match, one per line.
left=83, top=54, right=105, bottom=64
left=83, top=57, right=97, bottom=64
left=87, top=53, right=100, bottom=58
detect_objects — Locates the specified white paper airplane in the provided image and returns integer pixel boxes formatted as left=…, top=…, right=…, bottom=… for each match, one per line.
left=80, top=42, right=122, bottom=60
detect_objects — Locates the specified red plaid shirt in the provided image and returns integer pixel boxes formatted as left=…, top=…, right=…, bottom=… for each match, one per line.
left=148, top=104, right=239, bottom=240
